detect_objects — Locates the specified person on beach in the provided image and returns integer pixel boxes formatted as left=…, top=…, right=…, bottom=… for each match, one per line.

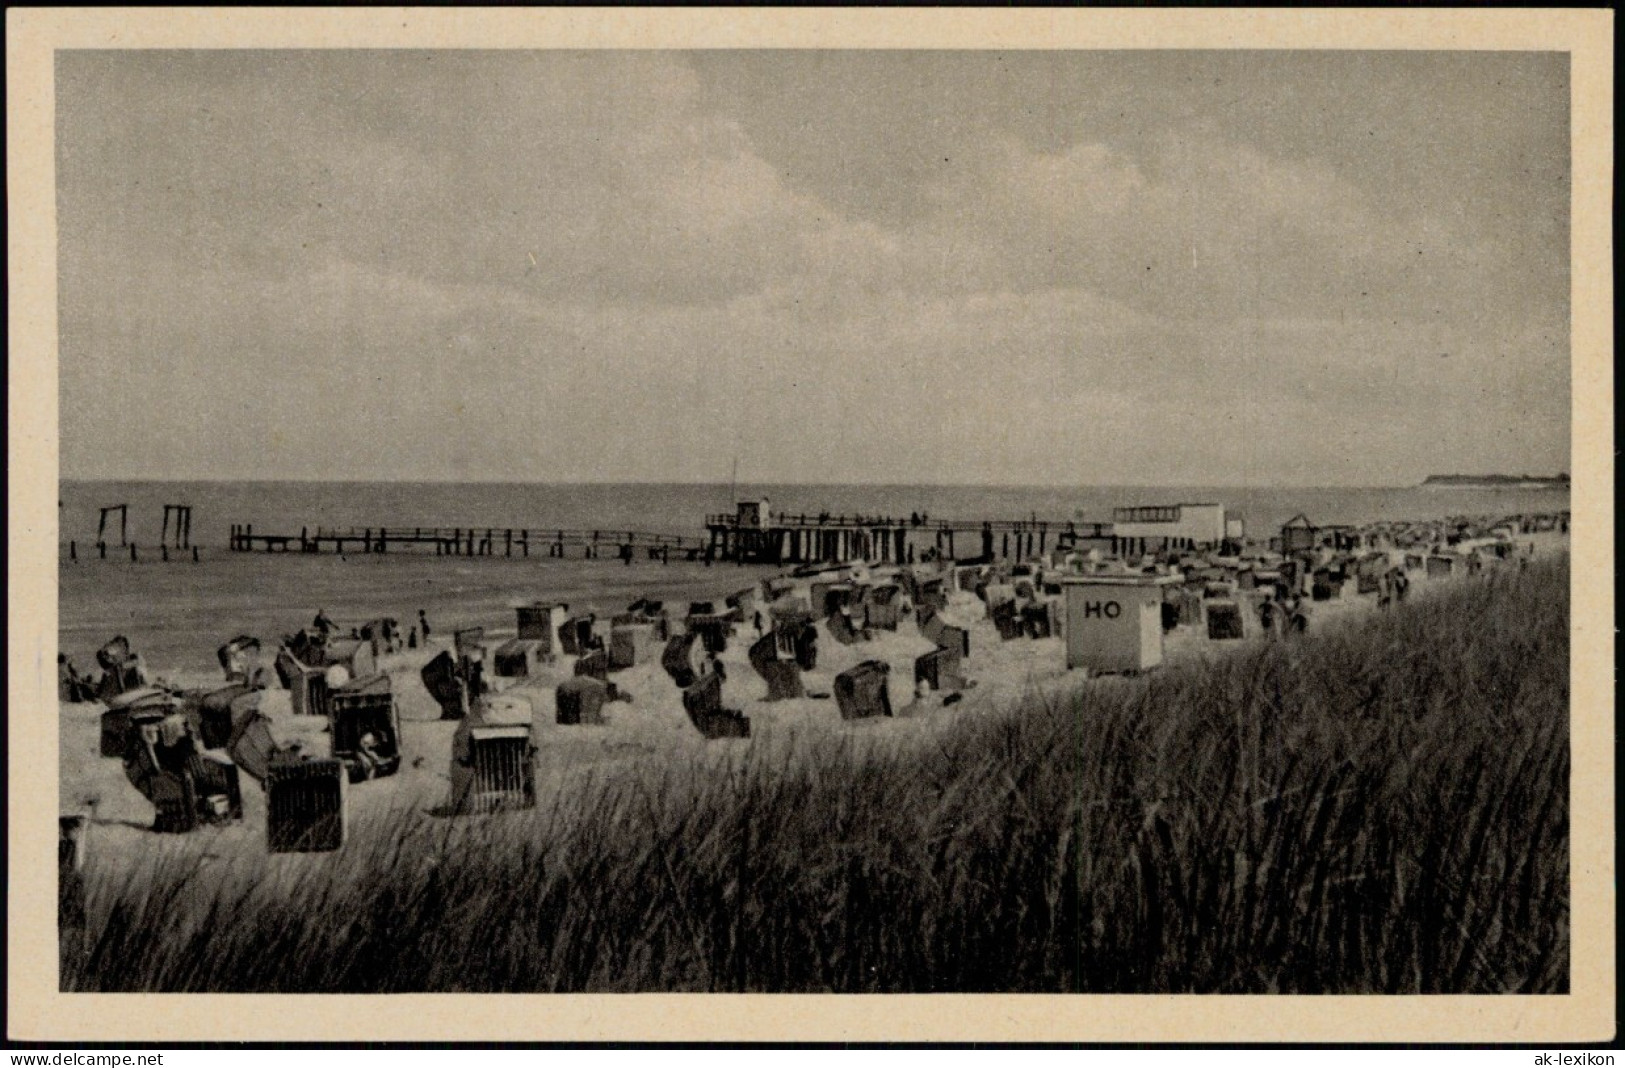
left=58, top=654, right=96, bottom=703
left=408, top=626, right=418, bottom=650
left=1258, top=597, right=1277, bottom=638
left=313, top=609, right=336, bottom=636
left=418, top=609, right=432, bottom=643
left=1394, top=569, right=1411, bottom=602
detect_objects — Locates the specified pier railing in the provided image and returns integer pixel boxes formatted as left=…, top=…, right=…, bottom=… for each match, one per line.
left=228, top=524, right=699, bottom=559
left=704, top=513, right=1109, bottom=537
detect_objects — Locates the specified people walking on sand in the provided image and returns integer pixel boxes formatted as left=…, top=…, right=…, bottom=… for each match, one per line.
left=407, top=626, right=419, bottom=650
left=1394, top=569, right=1411, bottom=603
left=418, top=609, right=432, bottom=643
left=313, top=608, right=336, bottom=636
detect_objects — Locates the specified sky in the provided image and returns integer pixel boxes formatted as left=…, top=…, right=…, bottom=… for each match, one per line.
left=55, top=50, right=1571, bottom=486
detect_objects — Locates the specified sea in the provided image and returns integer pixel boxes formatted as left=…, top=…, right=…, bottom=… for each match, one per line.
left=54, top=480, right=1569, bottom=679
left=55, top=480, right=1572, bottom=549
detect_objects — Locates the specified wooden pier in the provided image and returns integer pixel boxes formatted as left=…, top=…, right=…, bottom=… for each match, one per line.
left=225, top=513, right=1116, bottom=567
left=703, top=513, right=1112, bottom=566
left=228, top=525, right=702, bottom=562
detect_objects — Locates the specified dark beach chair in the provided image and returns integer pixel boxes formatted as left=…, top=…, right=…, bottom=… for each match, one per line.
left=555, top=675, right=610, bottom=725
left=329, top=674, right=401, bottom=783
left=266, top=757, right=348, bottom=853
left=1206, top=601, right=1245, bottom=640
left=834, top=660, right=894, bottom=721
left=464, top=726, right=537, bottom=813
left=748, top=630, right=804, bottom=702
left=681, top=671, right=750, bottom=739
left=914, top=645, right=966, bottom=694
left=573, top=648, right=610, bottom=682
left=661, top=632, right=701, bottom=689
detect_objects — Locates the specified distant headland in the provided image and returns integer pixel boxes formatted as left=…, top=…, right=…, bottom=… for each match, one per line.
left=1421, top=473, right=1570, bottom=489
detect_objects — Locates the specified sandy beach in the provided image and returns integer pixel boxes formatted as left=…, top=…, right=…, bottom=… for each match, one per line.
left=58, top=522, right=1570, bottom=882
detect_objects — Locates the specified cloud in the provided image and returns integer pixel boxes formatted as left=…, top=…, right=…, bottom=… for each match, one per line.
left=56, top=51, right=1569, bottom=484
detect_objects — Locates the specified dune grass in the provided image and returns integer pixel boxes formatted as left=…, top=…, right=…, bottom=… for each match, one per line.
left=66, top=557, right=1570, bottom=993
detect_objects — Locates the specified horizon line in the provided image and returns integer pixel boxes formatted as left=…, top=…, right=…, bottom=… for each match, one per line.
left=53, top=475, right=1569, bottom=491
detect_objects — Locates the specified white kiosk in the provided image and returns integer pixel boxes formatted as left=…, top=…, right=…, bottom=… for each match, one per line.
left=1060, top=574, right=1180, bottom=674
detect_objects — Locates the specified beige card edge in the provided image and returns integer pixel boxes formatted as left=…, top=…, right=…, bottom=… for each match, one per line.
left=6, top=7, right=1615, bottom=1044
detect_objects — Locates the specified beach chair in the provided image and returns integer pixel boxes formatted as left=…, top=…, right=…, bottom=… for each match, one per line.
left=573, top=648, right=610, bottom=682
left=555, top=675, right=610, bottom=725
left=216, top=635, right=263, bottom=684
left=329, top=674, right=401, bottom=783
left=863, top=584, right=907, bottom=630
left=100, top=687, right=177, bottom=759
left=558, top=615, right=595, bottom=657
left=914, top=645, right=966, bottom=694
left=686, top=614, right=732, bottom=654
left=827, top=607, right=867, bottom=645
left=421, top=650, right=470, bottom=720
left=835, top=660, right=894, bottom=721
left=517, top=602, right=568, bottom=650
left=492, top=638, right=549, bottom=678
left=991, top=599, right=1024, bottom=641
left=194, top=683, right=255, bottom=750
left=1206, top=601, right=1245, bottom=641
left=266, top=757, right=349, bottom=853
left=661, top=632, right=702, bottom=689
left=748, top=630, right=804, bottom=702
left=121, top=709, right=231, bottom=833
left=1022, top=601, right=1056, bottom=639
left=917, top=608, right=970, bottom=658
left=95, top=636, right=147, bottom=702
left=725, top=587, right=757, bottom=618
left=914, top=577, right=948, bottom=613
left=322, top=637, right=375, bottom=683
left=608, top=626, right=641, bottom=671
left=188, top=750, right=245, bottom=823
left=1160, top=601, right=1181, bottom=633
left=453, top=627, right=487, bottom=660
left=278, top=647, right=333, bottom=718
left=682, top=671, right=750, bottom=739
left=463, top=726, right=537, bottom=813
left=226, top=707, right=297, bottom=787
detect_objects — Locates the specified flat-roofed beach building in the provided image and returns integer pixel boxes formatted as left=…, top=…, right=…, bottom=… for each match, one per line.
left=1110, top=503, right=1229, bottom=556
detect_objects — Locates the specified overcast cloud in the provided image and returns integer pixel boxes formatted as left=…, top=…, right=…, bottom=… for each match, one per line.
left=56, top=50, right=1570, bottom=485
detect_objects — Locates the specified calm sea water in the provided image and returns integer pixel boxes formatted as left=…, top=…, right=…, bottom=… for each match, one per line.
left=53, top=480, right=1568, bottom=678
left=56, top=480, right=1572, bottom=549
